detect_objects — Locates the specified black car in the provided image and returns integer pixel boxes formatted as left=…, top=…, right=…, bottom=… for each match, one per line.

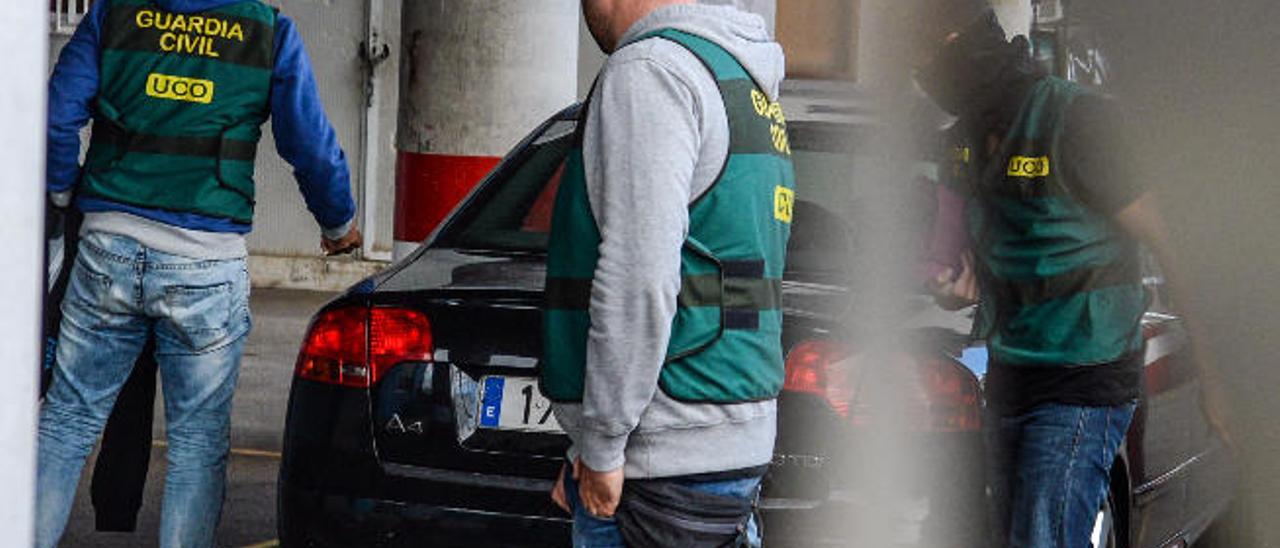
left=277, top=103, right=1233, bottom=547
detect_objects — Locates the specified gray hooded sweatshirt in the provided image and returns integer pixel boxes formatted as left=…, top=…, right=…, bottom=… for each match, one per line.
left=553, top=3, right=787, bottom=479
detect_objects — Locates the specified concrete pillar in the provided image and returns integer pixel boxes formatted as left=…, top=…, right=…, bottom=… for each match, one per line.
left=393, top=0, right=579, bottom=259
left=0, top=1, right=45, bottom=544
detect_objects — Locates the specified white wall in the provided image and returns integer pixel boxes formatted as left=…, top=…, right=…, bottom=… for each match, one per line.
left=0, top=3, right=45, bottom=544
left=577, top=13, right=607, bottom=99
left=250, top=0, right=397, bottom=259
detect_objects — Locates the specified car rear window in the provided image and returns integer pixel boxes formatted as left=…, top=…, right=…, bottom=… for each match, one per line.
left=434, top=117, right=926, bottom=284
left=434, top=120, right=575, bottom=252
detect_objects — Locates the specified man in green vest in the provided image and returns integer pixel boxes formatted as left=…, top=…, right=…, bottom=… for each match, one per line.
left=37, top=0, right=359, bottom=546
left=542, top=0, right=794, bottom=545
left=916, top=3, right=1229, bottom=546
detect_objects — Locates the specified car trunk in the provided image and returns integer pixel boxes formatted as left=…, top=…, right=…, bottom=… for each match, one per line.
left=367, top=250, right=569, bottom=481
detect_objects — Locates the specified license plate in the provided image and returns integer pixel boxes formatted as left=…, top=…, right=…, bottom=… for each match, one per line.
left=478, top=376, right=564, bottom=433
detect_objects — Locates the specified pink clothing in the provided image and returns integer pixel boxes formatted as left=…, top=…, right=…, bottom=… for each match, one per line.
left=919, top=181, right=969, bottom=284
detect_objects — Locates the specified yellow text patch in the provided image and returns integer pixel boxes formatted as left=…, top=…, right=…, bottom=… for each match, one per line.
left=1007, top=155, right=1051, bottom=178
left=135, top=9, right=245, bottom=59
left=751, top=89, right=791, bottom=155
left=146, top=73, right=215, bottom=104
left=774, top=186, right=795, bottom=224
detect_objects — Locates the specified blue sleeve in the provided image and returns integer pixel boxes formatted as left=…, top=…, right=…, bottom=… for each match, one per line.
left=270, top=14, right=357, bottom=235
left=47, top=0, right=110, bottom=194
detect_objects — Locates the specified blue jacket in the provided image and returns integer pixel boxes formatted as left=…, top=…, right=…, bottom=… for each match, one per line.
left=47, top=0, right=356, bottom=235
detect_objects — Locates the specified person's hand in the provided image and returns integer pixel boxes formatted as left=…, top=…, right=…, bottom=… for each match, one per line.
left=321, top=226, right=363, bottom=256
left=1196, top=357, right=1234, bottom=452
left=930, top=251, right=980, bottom=310
left=1201, top=377, right=1233, bottom=450
left=577, top=459, right=623, bottom=519
left=550, top=462, right=571, bottom=514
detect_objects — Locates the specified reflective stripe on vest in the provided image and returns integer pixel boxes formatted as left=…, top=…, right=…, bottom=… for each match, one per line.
left=541, top=29, right=796, bottom=404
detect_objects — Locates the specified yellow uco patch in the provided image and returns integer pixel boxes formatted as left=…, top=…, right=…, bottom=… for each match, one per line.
left=1007, top=155, right=1051, bottom=178
left=146, top=73, right=215, bottom=104
left=774, top=186, right=795, bottom=223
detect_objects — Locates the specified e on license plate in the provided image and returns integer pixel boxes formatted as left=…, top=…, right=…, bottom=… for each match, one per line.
left=478, top=376, right=564, bottom=433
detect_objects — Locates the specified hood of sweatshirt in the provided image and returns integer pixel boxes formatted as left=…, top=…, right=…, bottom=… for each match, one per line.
left=619, top=3, right=787, bottom=101
left=155, top=0, right=258, bottom=14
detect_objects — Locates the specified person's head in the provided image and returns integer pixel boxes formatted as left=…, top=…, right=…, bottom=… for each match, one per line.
left=581, top=0, right=694, bottom=54
left=911, top=2, right=1037, bottom=117
left=909, top=0, right=991, bottom=62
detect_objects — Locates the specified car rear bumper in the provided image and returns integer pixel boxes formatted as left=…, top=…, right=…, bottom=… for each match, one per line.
left=279, top=481, right=570, bottom=548
left=281, top=377, right=571, bottom=547
left=760, top=489, right=988, bottom=548
left=280, top=469, right=986, bottom=548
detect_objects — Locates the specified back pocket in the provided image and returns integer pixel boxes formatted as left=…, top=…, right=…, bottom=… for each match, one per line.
left=164, top=283, right=234, bottom=352
left=63, top=257, right=122, bottom=327
left=70, top=257, right=114, bottom=307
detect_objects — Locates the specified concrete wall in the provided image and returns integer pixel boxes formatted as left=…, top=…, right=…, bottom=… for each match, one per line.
left=250, top=0, right=397, bottom=260
left=370, top=0, right=401, bottom=259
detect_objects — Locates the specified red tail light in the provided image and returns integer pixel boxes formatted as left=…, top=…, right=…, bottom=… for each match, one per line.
left=296, top=307, right=368, bottom=387
left=295, top=306, right=433, bottom=388
left=915, top=354, right=982, bottom=432
left=784, top=340, right=857, bottom=417
left=783, top=339, right=981, bottom=432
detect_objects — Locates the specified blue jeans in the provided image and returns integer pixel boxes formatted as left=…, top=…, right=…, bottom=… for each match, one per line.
left=986, top=402, right=1137, bottom=548
left=564, top=472, right=763, bottom=548
left=36, top=232, right=251, bottom=548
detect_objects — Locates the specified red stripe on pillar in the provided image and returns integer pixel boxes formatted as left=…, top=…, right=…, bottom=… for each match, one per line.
left=394, top=152, right=502, bottom=243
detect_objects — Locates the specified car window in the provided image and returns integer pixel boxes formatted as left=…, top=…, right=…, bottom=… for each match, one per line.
left=435, top=120, right=575, bottom=252
left=519, top=163, right=564, bottom=233
left=436, top=117, right=875, bottom=278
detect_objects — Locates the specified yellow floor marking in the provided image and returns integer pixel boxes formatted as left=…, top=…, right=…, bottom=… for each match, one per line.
left=239, top=540, right=280, bottom=548
left=151, top=440, right=282, bottom=460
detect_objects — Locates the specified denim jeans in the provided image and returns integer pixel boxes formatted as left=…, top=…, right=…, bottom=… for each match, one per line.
left=986, top=401, right=1137, bottom=548
left=564, top=472, right=763, bottom=548
left=36, top=232, right=251, bottom=548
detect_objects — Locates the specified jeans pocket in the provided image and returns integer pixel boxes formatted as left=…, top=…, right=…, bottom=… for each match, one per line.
left=164, top=283, right=234, bottom=353
left=65, top=256, right=119, bottom=323
left=74, top=257, right=112, bottom=295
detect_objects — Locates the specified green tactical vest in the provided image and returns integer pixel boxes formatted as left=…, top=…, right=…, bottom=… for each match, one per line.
left=541, top=29, right=797, bottom=404
left=969, top=77, right=1147, bottom=368
left=81, top=0, right=277, bottom=225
